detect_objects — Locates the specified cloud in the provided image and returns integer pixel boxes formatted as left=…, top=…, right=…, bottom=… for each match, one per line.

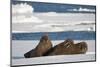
left=68, top=7, right=95, bottom=12
left=39, top=12, right=59, bottom=16
left=12, top=3, right=43, bottom=23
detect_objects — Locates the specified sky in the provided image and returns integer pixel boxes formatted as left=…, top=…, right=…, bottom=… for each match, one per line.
left=12, top=0, right=96, bottom=13
left=12, top=0, right=95, bottom=32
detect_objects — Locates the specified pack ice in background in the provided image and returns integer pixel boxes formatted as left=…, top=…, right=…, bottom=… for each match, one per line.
left=11, top=0, right=96, bottom=66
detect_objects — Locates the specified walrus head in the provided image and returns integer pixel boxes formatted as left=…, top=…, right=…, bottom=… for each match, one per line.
left=74, top=42, right=88, bottom=54
left=40, top=35, right=49, bottom=42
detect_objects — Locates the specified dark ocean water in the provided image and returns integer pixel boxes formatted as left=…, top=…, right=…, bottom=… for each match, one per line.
left=12, top=31, right=95, bottom=40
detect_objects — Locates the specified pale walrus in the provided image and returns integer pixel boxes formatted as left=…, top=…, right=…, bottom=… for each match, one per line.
left=24, top=35, right=52, bottom=58
left=45, top=39, right=87, bottom=56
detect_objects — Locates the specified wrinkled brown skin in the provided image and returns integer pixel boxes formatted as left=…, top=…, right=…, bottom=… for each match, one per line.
left=24, top=35, right=52, bottom=58
left=44, top=39, right=74, bottom=56
left=74, top=42, right=88, bottom=54
left=45, top=39, right=88, bottom=56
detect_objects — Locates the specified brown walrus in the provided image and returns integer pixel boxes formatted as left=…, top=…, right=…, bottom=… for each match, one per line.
left=45, top=39, right=87, bottom=56
left=74, top=42, right=88, bottom=54
left=44, top=39, right=74, bottom=56
left=24, top=35, right=52, bottom=58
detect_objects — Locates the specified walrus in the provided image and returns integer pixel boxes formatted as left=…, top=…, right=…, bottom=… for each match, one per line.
left=44, top=39, right=74, bottom=56
left=45, top=39, right=87, bottom=56
left=24, top=35, right=52, bottom=58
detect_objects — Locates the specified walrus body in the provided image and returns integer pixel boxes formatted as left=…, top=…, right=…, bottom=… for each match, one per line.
left=24, top=35, right=88, bottom=58
left=24, top=35, right=52, bottom=58
left=44, top=39, right=74, bottom=56
left=45, top=39, right=88, bottom=56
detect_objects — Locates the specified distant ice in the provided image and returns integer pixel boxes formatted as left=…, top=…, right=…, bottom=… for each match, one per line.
left=12, top=22, right=95, bottom=33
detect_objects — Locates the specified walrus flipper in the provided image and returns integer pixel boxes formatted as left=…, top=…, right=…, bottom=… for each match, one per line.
left=24, top=49, right=35, bottom=58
